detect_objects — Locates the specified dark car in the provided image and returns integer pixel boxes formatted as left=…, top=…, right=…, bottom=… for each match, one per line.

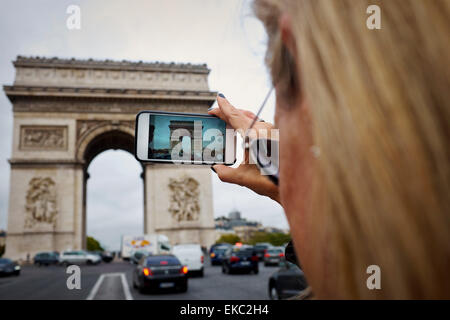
left=132, top=255, right=188, bottom=293
left=222, top=245, right=259, bottom=274
left=101, top=251, right=114, bottom=263
left=34, top=252, right=59, bottom=266
left=268, top=260, right=308, bottom=300
left=254, top=243, right=272, bottom=261
left=210, top=245, right=230, bottom=266
left=0, top=258, right=21, bottom=276
left=263, top=247, right=285, bottom=266
left=209, top=243, right=231, bottom=254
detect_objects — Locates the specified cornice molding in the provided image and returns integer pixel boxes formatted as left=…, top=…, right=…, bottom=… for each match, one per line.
left=4, top=85, right=217, bottom=103
left=14, top=56, right=210, bottom=74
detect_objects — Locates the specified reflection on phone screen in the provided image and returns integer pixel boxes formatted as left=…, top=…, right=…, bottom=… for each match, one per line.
left=148, top=114, right=226, bottom=163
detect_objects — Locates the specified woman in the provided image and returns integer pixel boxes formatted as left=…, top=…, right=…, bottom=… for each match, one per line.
left=209, top=0, right=450, bottom=299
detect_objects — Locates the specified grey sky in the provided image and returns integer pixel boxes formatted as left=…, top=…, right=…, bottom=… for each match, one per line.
left=0, top=0, right=288, bottom=250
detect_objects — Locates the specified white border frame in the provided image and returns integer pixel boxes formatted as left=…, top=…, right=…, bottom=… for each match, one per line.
left=136, top=111, right=236, bottom=165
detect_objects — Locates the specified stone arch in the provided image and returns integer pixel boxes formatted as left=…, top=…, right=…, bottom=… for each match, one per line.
left=4, top=56, right=217, bottom=260
left=76, top=123, right=135, bottom=164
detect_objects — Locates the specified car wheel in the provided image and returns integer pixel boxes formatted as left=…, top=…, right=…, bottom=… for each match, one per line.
left=14, top=271, right=20, bottom=276
left=179, top=282, right=188, bottom=293
left=253, top=268, right=259, bottom=275
left=138, top=285, right=146, bottom=294
left=199, top=268, right=204, bottom=277
left=132, top=277, right=138, bottom=289
left=264, top=263, right=268, bottom=267
left=87, top=260, right=93, bottom=265
left=269, top=286, right=279, bottom=300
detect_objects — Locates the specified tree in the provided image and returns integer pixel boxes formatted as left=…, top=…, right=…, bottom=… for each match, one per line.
left=0, top=244, right=5, bottom=257
left=248, top=232, right=291, bottom=246
left=216, top=234, right=241, bottom=245
left=86, top=236, right=104, bottom=251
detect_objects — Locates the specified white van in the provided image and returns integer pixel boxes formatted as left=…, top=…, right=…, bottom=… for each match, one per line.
left=172, top=244, right=204, bottom=277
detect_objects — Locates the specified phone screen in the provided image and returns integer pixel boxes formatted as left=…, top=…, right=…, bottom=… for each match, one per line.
left=147, top=113, right=227, bottom=163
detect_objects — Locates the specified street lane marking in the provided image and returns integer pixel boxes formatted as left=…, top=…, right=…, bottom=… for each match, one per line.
left=86, top=273, right=105, bottom=300
left=120, top=273, right=133, bottom=300
left=86, top=272, right=133, bottom=300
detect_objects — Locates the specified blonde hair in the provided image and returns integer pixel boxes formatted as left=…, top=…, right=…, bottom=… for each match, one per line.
left=254, top=0, right=450, bottom=299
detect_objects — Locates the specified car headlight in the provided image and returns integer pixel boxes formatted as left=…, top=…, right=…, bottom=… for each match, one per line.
left=14, top=266, right=21, bottom=270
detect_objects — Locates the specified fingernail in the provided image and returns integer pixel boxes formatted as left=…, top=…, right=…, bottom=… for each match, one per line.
left=208, top=107, right=214, bottom=111
left=218, top=93, right=225, bottom=98
left=211, top=166, right=216, bottom=173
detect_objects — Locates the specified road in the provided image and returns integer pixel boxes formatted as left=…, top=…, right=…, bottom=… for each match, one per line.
left=0, top=259, right=277, bottom=300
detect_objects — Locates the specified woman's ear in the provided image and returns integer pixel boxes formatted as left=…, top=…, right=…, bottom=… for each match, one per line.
left=279, top=13, right=296, bottom=60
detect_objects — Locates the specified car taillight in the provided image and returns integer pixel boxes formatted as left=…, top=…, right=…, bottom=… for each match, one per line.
left=264, top=253, right=270, bottom=258
left=251, top=256, right=259, bottom=262
left=180, top=266, right=188, bottom=274
left=279, top=253, right=285, bottom=257
left=201, top=256, right=204, bottom=263
left=210, top=253, right=215, bottom=258
left=230, top=256, right=240, bottom=263
left=143, top=267, right=152, bottom=276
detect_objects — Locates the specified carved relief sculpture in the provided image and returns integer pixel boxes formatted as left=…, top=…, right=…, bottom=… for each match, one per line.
left=168, top=176, right=201, bottom=222
left=20, top=126, right=67, bottom=150
left=24, top=177, right=58, bottom=229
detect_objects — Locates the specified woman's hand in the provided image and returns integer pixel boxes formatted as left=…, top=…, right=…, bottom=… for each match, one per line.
left=208, top=95, right=280, bottom=203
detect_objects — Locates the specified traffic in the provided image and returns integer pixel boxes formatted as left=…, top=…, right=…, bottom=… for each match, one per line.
left=0, top=238, right=308, bottom=300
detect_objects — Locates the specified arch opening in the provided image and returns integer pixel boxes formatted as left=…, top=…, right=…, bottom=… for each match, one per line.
left=81, top=129, right=145, bottom=251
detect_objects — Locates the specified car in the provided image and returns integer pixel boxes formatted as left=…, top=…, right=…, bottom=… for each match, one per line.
left=172, top=244, right=204, bottom=277
left=130, top=250, right=149, bottom=265
left=209, top=243, right=231, bottom=254
left=210, top=245, right=230, bottom=266
left=222, top=245, right=259, bottom=274
left=263, top=247, right=285, bottom=266
left=59, top=250, right=101, bottom=265
left=254, top=242, right=273, bottom=261
left=132, top=254, right=188, bottom=293
left=34, top=252, right=59, bottom=266
left=101, top=251, right=114, bottom=263
left=268, top=260, right=308, bottom=300
left=0, top=258, right=21, bottom=276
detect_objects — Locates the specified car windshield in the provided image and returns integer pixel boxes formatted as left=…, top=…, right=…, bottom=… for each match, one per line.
left=146, top=256, right=180, bottom=266
left=268, top=248, right=283, bottom=254
left=232, top=248, right=254, bottom=257
left=213, top=247, right=228, bottom=254
left=0, top=258, right=12, bottom=264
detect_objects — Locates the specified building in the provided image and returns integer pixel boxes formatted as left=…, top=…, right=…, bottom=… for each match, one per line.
left=3, top=56, right=218, bottom=260
left=214, top=210, right=263, bottom=242
left=233, top=225, right=260, bottom=243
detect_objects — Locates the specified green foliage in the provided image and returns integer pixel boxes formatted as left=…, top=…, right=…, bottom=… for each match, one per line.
left=248, top=232, right=291, bottom=247
left=86, top=236, right=104, bottom=252
left=216, top=234, right=242, bottom=245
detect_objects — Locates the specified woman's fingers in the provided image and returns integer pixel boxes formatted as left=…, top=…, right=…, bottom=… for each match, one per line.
left=211, top=95, right=252, bottom=130
left=212, top=164, right=280, bottom=202
left=211, top=164, right=242, bottom=184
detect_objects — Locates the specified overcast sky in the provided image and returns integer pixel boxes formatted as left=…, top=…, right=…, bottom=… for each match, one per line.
left=0, top=0, right=288, bottom=250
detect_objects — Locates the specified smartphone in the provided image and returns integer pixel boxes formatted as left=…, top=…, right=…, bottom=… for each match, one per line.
left=135, top=111, right=236, bottom=165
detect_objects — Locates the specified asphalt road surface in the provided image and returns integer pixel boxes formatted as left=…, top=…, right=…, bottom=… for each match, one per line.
left=0, top=260, right=277, bottom=300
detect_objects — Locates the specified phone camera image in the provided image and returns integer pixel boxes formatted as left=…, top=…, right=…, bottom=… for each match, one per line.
left=147, top=114, right=226, bottom=164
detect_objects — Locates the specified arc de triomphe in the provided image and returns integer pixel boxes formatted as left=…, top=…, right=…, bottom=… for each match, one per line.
left=3, top=56, right=217, bottom=260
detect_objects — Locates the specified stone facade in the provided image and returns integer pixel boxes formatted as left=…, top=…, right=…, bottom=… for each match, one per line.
left=4, top=56, right=217, bottom=260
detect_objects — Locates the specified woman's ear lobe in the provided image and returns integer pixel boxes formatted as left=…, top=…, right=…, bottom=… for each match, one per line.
left=279, top=13, right=296, bottom=59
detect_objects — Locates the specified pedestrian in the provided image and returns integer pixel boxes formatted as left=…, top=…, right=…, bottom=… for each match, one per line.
left=209, top=0, right=450, bottom=299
